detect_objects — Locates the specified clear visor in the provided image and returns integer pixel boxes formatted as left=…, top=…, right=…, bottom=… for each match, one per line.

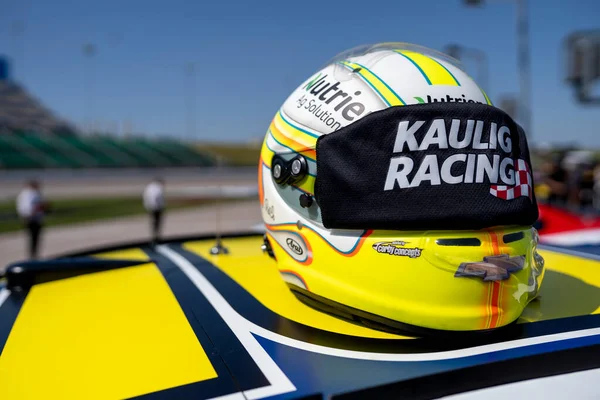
left=320, top=42, right=467, bottom=82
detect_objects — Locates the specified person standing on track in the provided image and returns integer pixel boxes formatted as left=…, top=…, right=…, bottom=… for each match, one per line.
left=16, top=180, right=47, bottom=259
left=143, top=178, right=165, bottom=246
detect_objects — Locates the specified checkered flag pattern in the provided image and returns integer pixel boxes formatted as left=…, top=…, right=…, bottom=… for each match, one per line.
left=490, top=159, right=532, bottom=200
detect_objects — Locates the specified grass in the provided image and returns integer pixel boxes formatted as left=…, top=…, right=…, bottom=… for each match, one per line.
left=0, top=196, right=218, bottom=234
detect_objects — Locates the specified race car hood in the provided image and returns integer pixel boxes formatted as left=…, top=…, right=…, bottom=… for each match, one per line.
left=0, top=233, right=599, bottom=399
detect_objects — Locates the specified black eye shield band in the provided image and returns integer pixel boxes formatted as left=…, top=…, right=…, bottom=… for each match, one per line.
left=314, top=102, right=539, bottom=231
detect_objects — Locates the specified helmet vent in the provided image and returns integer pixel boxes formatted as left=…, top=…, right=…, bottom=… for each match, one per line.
left=436, top=238, right=481, bottom=247
left=503, top=232, right=525, bottom=244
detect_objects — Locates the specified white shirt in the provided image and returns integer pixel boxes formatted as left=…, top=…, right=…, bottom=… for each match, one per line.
left=143, top=182, right=165, bottom=212
left=16, top=188, right=44, bottom=221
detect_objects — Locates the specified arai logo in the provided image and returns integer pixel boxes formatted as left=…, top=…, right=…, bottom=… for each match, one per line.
left=286, top=238, right=303, bottom=255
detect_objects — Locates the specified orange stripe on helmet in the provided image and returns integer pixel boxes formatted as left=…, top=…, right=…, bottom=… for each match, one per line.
left=497, top=279, right=504, bottom=327
left=266, top=223, right=371, bottom=258
left=488, top=281, right=501, bottom=328
left=486, top=230, right=503, bottom=329
left=270, top=122, right=317, bottom=160
left=258, top=157, right=265, bottom=205
left=482, top=278, right=493, bottom=329
left=280, top=269, right=310, bottom=291
left=488, top=230, right=500, bottom=255
left=340, top=230, right=374, bottom=257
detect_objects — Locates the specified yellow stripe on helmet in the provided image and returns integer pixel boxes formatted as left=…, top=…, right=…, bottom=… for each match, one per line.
left=275, top=111, right=319, bottom=148
left=269, top=123, right=316, bottom=160
left=295, top=174, right=316, bottom=194
left=339, top=61, right=405, bottom=107
left=396, top=50, right=461, bottom=86
left=480, top=87, right=493, bottom=105
left=261, top=138, right=276, bottom=168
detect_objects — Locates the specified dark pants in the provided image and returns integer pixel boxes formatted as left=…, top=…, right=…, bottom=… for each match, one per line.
left=25, top=220, right=42, bottom=259
left=150, top=210, right=163, bottom=244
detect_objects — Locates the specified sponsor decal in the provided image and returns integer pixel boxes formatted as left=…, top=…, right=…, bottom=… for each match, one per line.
left=383, top=118, right=532, bottom=200
left=372, top=241, right=422, bottom=258
left=264, top=198, right=275, bottom=220
left=295, top=73, right=366, bottom=131
left=414, top=94, right=484, bottom=104
left=286, top=238, right=304, bottom=255
left=455, top=254, right=525, bottom=281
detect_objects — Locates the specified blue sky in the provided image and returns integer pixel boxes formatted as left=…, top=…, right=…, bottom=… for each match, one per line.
left=0, top=0, right=599, bottom=146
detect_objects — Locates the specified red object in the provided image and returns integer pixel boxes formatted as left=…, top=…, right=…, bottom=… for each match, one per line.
left=490, top=159, right=533, bottom=200
left=537, top=204, right=600, bottom=235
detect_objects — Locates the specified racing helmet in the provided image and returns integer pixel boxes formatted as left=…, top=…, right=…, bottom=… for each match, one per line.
left=259, top=43, right=544, bottom=334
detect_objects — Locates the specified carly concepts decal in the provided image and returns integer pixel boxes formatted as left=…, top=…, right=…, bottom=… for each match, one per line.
left=383, top=118, right=533, bottom=200
left=372, top=241, right=422, bottom=258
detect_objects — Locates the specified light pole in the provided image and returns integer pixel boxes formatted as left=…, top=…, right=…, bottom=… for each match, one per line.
left=565, top=30, right=600, bottom=104
left=444, top=44, right=490, bottom=98
left=184, top=63, right=196, bottom=142
left=463, top=0, right=532, bottom=139
left=10, top=21, right=25, bottom=81
left=83, top=43, right=97, bottom=134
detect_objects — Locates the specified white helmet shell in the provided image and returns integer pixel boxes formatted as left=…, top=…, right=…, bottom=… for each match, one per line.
left=283, top=43, right=490, bottom=135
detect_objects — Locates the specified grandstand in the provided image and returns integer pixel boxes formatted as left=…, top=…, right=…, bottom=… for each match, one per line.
left=0, top=130, right=216, bottom=169
left=0, top=58, right=215, bottom=170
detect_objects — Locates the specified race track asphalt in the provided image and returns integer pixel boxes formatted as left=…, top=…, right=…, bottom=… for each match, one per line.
left=0, top=199, right=263, bottom=267
left=0, top=167, right=257, bottom=201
